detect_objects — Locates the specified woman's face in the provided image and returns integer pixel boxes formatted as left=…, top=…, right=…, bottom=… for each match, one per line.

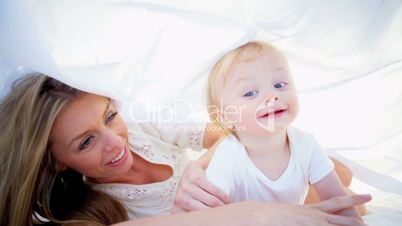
left=50, top=93, right=133, bottom=183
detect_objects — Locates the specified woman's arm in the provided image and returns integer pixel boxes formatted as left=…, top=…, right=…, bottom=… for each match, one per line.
left=313, top=171, right=362, bottom=220
left=172, top=137, right=230, bottom=213
left=114, top=195, right=371, bottom=226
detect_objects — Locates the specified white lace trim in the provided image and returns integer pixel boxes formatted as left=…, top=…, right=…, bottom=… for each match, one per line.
left=189, top=126, right=203, bottom=147
left=92, top=130, right=184, bottom=202
left=90, top=123, right=203, bottom=209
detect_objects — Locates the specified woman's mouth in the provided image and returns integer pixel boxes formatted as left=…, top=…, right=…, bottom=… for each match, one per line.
left=107, top=146, right=127, bottom=166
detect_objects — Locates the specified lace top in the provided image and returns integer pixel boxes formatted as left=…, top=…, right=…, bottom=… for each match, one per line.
left=90, top=122, right=205, bottom=219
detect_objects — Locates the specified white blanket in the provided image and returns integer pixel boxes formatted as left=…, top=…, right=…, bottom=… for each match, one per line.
left=1, top=1, right=401, bottom=225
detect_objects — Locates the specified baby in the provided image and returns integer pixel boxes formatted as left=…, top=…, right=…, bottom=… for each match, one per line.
left=205, top=41, right=362, bottom=219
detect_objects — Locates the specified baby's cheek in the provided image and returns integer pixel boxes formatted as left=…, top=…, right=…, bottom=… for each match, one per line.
left=224, top=113, right=240, bottom=125
left=240, top=110, right=257, bottom=127
left=222, top=105, right=242, bottom=124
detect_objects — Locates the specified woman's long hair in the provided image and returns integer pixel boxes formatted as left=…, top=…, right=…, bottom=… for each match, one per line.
left=0, top=74, right=128, bottom=226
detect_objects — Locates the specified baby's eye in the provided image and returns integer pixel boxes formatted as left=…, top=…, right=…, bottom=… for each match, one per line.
left=79, top=136, right=95, bottom=150
left=243, top=90, right=258, bottom=97
left=274, top=82, right=287, bottom=89
left=106, top=111, right=118, bottom=124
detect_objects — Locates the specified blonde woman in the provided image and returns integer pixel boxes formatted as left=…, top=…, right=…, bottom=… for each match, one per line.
left=0, top=74, right=370, bottom=226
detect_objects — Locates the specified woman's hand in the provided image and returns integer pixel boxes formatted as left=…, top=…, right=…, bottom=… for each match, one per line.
left=308, top=194, right=371, bottom=215
left=247, top=194, right=371, bottom=226
left=172, top=160, right=231, bottom=213
left=306, top=194, right=371, bottom=225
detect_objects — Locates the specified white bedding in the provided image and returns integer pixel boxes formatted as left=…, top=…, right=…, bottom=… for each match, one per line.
left=1, top=0, right=401, bottom=225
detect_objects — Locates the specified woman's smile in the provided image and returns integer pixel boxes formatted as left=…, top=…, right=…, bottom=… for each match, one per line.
left=107, top=145, right=129, bottom=166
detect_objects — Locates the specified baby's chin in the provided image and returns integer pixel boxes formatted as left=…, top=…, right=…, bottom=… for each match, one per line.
left=236, top=124, right=287, bottom=137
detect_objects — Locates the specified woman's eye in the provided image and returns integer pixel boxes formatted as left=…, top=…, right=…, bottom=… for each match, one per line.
left=243, top=90, right=258, bottom=97
left=274, top=82, right=287, bottom=89
left=106, top=111, right=118, bottom=124
left=79, top=136, right=95, bottom=150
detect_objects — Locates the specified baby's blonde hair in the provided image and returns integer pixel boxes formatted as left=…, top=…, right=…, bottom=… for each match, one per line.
left=206, top=41, right=281, bottom=134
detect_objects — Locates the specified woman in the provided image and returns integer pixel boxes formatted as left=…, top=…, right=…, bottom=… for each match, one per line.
left=0, top=73, right=370, bottom=226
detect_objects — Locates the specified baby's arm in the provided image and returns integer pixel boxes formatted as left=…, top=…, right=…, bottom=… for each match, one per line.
left=312, top=171, right=362, bottom=220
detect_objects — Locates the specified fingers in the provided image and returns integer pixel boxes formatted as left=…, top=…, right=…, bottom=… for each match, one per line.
left=173, top=161, right=231, bottom=213
left=172, top=197, right=209, bottom=214
left=196, top=175, right=231, bottom=205
left=174, top=176, right=230, bottom=211
left=190, top=184, right=227, bottom=207
left=311, top=194, right=371, bottom=213
left=174, top=186, right=220, bottom=212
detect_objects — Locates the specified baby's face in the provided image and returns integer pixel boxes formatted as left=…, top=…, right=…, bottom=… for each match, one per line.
left=218, top=48, right=299, bottom=136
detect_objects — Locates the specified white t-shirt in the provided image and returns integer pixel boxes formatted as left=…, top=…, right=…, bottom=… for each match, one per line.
left=205, top=127, right=334, bottom=204
left=90, top=122, right=205, bottom=219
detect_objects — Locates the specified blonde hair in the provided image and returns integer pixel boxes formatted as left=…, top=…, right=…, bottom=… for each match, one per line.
left=0, top=74, right=127, bottom=226
left=207, top=41, right=280, bottom=133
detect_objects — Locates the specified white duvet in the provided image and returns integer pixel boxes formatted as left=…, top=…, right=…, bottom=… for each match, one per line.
left=1, top=0, right=401, bottom=225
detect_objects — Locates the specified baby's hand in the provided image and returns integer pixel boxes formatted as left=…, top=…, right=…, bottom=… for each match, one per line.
left=172, top=161, right=231, bottom=213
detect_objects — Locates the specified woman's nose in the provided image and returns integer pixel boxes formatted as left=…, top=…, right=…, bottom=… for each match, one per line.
left=103, top=130, right=122, bottom=152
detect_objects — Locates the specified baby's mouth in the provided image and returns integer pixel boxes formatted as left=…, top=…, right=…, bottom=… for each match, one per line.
left=258, top=109, right=287, bottom=118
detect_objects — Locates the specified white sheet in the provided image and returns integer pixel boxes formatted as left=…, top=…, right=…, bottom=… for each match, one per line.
left=1, top=1, right=401, bottom=225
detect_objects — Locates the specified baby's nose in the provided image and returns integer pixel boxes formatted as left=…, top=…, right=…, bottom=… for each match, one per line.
left=265, top=96, right=279, bottom=107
